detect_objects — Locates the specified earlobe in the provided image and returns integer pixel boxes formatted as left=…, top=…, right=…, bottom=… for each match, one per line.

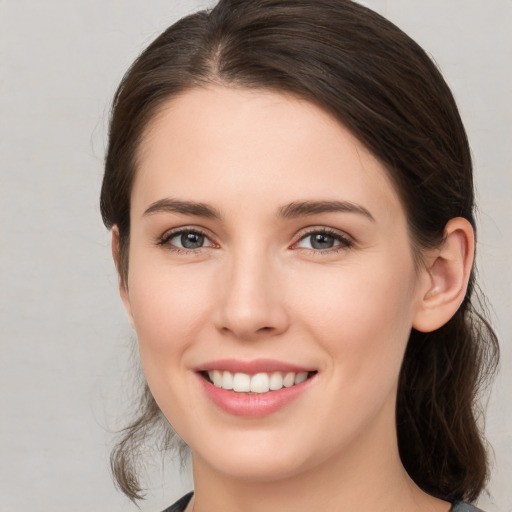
left=412, top=217, right=475, bottom=333
left=111, top=226, right=135, bottom=328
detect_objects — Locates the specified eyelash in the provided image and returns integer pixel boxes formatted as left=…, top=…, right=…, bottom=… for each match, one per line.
left=158, top=227, right=354, bottom=255
left=294, top=227, right=354, bottom=254
left=158, top=227, right=214, bottom=255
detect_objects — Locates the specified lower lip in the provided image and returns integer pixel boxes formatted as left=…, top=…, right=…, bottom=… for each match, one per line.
left=198, top=374, right=315, bottom=417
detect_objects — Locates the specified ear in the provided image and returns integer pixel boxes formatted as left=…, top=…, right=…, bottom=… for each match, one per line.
left=413, top=217, right=475, bottom=333
left=112, top=226, right=135, bottom=328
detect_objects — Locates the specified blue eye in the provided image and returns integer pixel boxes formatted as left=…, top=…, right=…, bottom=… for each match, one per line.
left=161, top=229, right=214, bottom=251
left=296, top=230, right=352, bottom=251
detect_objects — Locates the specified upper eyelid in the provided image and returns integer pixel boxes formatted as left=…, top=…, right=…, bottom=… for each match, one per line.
left=161, top=225, right=212, bottom=238
left=159, top=226, right=216, bottom=247
left=298, top=226, right=349, bottom=236
left=293, top=226, right=353, bottom=242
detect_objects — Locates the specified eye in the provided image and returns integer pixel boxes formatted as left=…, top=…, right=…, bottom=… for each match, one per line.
left=295, top=229, right=353, bottom=251
left=160, top=228, right=215, bottom=251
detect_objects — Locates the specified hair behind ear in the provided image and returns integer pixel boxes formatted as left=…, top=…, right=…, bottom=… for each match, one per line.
left=398, top=218, right=498, bottom=501
left=397, top=294, right=498, bottom=502
left=111, top=225, right=130, bottom=290
left=110, top=382, right=185, bottom=502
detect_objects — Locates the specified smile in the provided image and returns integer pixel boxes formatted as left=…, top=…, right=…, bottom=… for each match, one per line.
left=204, top=370, right=314, bottom=394
left=196, top=360, right=318, bottom=417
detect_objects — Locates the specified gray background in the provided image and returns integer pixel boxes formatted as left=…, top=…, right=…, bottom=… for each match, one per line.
left=0, top=1, right=510, bottom=511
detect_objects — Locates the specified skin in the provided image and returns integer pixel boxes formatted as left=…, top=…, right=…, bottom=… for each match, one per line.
left=114, top=86, right=474, bottom=512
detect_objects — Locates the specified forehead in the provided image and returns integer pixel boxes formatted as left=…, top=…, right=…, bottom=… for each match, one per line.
left=133, top=85, right=403, bottom=224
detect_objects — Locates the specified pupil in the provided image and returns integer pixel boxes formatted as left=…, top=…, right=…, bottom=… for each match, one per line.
left=311, top=233, right=334, bottom=249
left=181, top=232, right=204, bottom=249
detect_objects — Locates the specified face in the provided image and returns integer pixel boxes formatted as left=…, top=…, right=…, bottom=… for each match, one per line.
left=120, top=86, right=430, bottom=482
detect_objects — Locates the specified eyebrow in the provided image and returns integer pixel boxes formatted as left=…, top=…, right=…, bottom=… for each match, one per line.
left=279, top=200, right=375, bottom=222
left=143, top=198, right=375, bottom=222
left=143, top=198, right=222, bottom=219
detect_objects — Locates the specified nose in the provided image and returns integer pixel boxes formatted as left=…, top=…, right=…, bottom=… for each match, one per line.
left=214, top=248, right=290, bottom=341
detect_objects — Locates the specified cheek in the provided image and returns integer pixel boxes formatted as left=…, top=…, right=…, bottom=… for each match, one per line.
left=294, top=257, right=417, bottom=380
left=126, top=258, right=214, bottom=362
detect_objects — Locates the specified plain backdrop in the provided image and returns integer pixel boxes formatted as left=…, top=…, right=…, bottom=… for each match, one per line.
left=0, top=1, right=510, bottom=511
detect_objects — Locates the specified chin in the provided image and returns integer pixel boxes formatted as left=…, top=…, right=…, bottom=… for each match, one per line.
left=190, top=426, right=322, bottom=483
left=203, top=451, right=310, bottom=483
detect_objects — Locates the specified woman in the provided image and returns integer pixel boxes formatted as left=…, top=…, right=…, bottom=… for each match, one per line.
left=100, top=1, right=499, bottom=511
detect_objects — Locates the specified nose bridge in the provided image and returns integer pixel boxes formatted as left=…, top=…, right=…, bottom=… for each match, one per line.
left=215, top=241, right=288, bottom=339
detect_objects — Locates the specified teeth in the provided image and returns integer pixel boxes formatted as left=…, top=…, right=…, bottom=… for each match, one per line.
left=233, top=372, right=251, bottom=392
left=283, top=372, right=295, bottom=388
left=212, top=370, right=223, bottom=387
left=221, top=371, right=233, bottom=390
left=206, top=370, right=312, bottom=394
left=269, top=372, right=283, bottom=390
left=250, top=373, right=270, bottom=393
left=295, top=371, right=308, bottom=385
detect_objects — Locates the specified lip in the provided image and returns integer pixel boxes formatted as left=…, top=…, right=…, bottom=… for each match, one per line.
left=195, top=359, right=317, bottom=417
left=195, top=358, right=314, bottom=374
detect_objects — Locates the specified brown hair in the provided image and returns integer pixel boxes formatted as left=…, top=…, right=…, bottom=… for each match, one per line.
left=100, top=0, right=499, bottom=503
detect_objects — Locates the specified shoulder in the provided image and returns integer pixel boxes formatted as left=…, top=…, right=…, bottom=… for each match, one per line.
left=451, top=502, right=486, bottom=512
left=160, top=495, right=489, bottom=512
left=160, top=492, right=194, bottom=512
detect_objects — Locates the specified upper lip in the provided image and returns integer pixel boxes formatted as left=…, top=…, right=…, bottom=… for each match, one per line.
left=195, top=358, right=314, bottom=375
